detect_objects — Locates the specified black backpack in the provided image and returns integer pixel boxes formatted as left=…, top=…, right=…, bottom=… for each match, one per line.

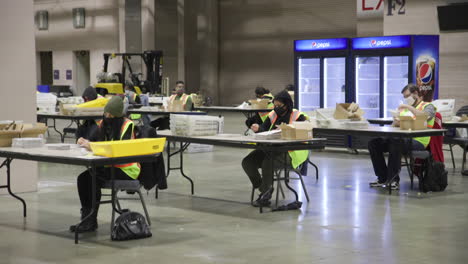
left=420, top=158, right=448, bottom=192
left=111, top=211, right=152, bottom=241
left=134, top=126, right=167, bottom=191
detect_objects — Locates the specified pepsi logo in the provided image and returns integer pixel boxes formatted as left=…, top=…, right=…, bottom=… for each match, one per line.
left=312, top=42, right=317, bottom=47
left=418, top=63, right=433, bottom=84
left=371, top=40, right=377, bottom=47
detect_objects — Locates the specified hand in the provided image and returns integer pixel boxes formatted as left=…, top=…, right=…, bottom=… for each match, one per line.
left=250, top=123, right=259, bottom=132
left=77, top=137, right=91, bottom=150
left=398, top=104, right=409, bottom=111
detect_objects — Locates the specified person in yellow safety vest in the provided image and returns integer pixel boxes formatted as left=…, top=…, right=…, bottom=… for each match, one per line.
left=150, top=81, right=193, bottom=130
left=242, top=90, right=309, bottom=207
left=76, top=86, right=103, bottom=140
left=245, top=86, right=274, bottom=127
left=168, top=81, right=193, bottom=111
left=368, top=83, right=436, bottom=191
left=70, top=96, right=140, bottom=233
left=124, top=84, right=142, bottom=120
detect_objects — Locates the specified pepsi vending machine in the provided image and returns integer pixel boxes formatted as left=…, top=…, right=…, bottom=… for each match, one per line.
left=294, top=38, right=351, bottom=111
left=351, top=35, right=439, bottom=119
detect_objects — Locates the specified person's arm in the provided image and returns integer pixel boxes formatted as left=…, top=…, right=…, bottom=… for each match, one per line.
left=185, top=96, right=193, bottom=111
left=398, top=103, right=425, bottom=116
left=296, top=114, right=306, bottom=122
left=257, top=114, right=273, bottom=132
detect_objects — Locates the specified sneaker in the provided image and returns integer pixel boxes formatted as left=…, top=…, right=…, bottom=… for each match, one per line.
left=390, top=181, right=399, bottom=190
left=369, top=181, right=385, bottom=187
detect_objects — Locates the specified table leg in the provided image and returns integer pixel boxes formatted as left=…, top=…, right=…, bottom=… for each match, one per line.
left=282, top=152, right=299, bottom=203
left=0, top=158, right=27, bottom=217
left=110, top=166, right=116, bottom=235
left=50, top=118, right=64, bottom=142
left=179, top=142, right=194, bottom=195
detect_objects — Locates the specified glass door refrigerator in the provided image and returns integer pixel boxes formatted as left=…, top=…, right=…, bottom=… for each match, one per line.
left=351, top=35, right=440, bottom=119
left=294, top=38, right=351, bottom=111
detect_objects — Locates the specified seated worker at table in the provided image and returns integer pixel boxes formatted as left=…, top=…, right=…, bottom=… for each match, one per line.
left=368, top=83, right=436, bottom=190
left=242, top=90, right=308, bottom=207
left=245, top=86, right=274, bottom=128
left=124, top=83, right=142, bottom=121
left=75, top=86, right=103, bottom=140
left=150, top=81, right=193, bottom=130
left=70, top=96, right=140, bottom=233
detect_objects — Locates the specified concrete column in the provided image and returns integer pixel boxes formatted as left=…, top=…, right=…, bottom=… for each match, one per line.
left=0, top=0, right=38, bottom=193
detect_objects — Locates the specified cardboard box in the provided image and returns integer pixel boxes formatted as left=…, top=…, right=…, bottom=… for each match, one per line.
left=333, top=103, right=365, bottom=120
left=0, top=123, right=22, bottom=147
left=248, top=99, right=270, bottom=109
left=21, top=123, right=47, bottom=138
left=400, top=113, right=428, bottom=130
left=279, top=121, right=314, bottom=140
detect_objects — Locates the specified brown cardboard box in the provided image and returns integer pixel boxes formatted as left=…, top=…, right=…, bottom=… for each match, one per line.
left=399, top=113, right=428, bottom=130
left=279, top=122, right=313, bottom=140
left=333, top=103, right=365, bottom=120
left=59, top=103, right=76, bottom=115
left=0, top=122, right=22, bottom=147
left=248, top=99, right=270, bottom=109
left=21, top=123, right=47, bottom=138
left=168, top=100, right=184, bottom=112
left=460, top=114, right=468, bottom=121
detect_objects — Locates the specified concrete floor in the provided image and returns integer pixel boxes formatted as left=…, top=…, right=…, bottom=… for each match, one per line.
left=0, top=114, right=467, bottom=264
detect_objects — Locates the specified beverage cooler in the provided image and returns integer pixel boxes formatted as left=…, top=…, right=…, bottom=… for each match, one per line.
left=294, top=38, right=351, bottom=111
left=351, top=35, right=439, bottom=119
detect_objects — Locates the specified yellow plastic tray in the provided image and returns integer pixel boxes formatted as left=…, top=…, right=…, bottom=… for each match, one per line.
left=76, top=97, right=109, bottom=108
left=90, top=138, right=166, bottom=157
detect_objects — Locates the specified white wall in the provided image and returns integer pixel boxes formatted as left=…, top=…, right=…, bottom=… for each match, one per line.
left=384, top=0, right=468, bottom=111
left=0, top=0, right=38, bottom=193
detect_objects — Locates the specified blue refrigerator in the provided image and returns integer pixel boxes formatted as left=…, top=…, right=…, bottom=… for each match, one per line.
left=294, top=38, right=351, bottom=111
left=351, top=35, right=439, bottom=119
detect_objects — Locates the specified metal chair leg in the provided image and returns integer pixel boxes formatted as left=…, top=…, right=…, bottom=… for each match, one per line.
left=137, top=190, right=152, bottom=226
left=462, top=146, right=467, bottom=171
left=449, top=144, right=456, bottom=169
left=297, top=173, right=310, bottom=202
left=278, top=181, right=285, bottom=199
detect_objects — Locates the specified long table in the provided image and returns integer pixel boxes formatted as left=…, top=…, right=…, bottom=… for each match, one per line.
left=156, top=130, right=326, bottom=211
left=37, top=113, right=103, bottom=142
left=367, top=118, right=468, bottom=129
left=0, top=146, right=160, bottom=244
left=127, top=109, right=207, bottom=116
left=314, top=126, right=446, bottom=193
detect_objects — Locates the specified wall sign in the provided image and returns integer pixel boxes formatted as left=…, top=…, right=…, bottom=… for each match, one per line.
left=387, top=0, right=406, bottom=16
left=66, top=70, right=72, bottom=80
left=357, top=0, right=384, bottom=18
left=53, top=70, right=59, bottom=80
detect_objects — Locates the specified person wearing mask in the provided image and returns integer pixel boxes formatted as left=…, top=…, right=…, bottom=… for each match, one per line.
left=245, top=86, right=274, bottom=128
left=75, top=86, right=103, bottom=140
left=368, top=83, right=436, bottom=190
left=242, top=90, right=309, bottom=207
left=69, top=96, right=140, bottom=233
left=151, top=81, right=192, bottom=130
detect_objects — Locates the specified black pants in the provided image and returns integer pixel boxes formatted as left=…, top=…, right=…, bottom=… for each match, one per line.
left=368, top=138, right=425, bottom=183
left=150, top=117, right=170, bottom=130
left=77, top=167, right=132, bottom=211
left=242, top=150, right=291, bottom=193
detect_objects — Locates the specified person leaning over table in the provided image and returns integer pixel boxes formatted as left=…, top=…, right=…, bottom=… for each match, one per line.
left=150, top=80, right=193, bottom=130
left=75, top=86, right=103, bottom=140
left=368, top=83, right=436, bottom=190
left=242, top=90, right=309, bottom=207
left=245, top=86, right=274, bottom=128
left=70, top=96, right=140, bottom=233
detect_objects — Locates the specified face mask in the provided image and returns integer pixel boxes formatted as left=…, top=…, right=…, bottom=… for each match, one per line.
left=404, top=96, right=415, bottom=106
left=274, top=106, right=287, bottom=116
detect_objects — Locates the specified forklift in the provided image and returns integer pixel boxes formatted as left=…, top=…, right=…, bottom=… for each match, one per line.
left=95, top=50, right=163, bottom=95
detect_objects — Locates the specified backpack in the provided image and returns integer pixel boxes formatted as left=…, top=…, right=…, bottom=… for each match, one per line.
left=420, top=158, right=448, bottom=192
left=111, top=211, right=152, bottom=241
left=134, top=126, right=167, bottom=191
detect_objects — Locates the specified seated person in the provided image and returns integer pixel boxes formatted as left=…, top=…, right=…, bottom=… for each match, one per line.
left=368, top=83, right=436, bottom=190
left=245, top=86, right=274, bottom=128
left=75, top=86, right=102, bottom=140
left=124, top=83, right=142, bottom=121
left=69, top=96, right=140, bottom=233
left=151, top=81, right=193, bottom=130
left=242, top=90, right=308, bottom=207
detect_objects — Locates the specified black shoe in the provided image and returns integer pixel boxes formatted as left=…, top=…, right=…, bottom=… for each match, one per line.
left=69, top=208, right=98, bottom=233
left=252, top=187, right=274, bottom=207
left=369, top=181, right=385, bottom=187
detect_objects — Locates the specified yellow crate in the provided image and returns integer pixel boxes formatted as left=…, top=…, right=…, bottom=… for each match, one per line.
left=90, top=138, right=166, bottom=157
left=76, top=97, right=109, bottom=108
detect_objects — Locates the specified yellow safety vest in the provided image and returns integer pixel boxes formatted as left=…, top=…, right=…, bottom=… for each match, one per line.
left=400, top=101, right=435, bottom=148
left=258, top=94, right=274, bottom=122
left=169, top=94, right=191, bottom=110
left=97, top=118, right=141, bottom=179
left=268, top=109, right=309, bottom=169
